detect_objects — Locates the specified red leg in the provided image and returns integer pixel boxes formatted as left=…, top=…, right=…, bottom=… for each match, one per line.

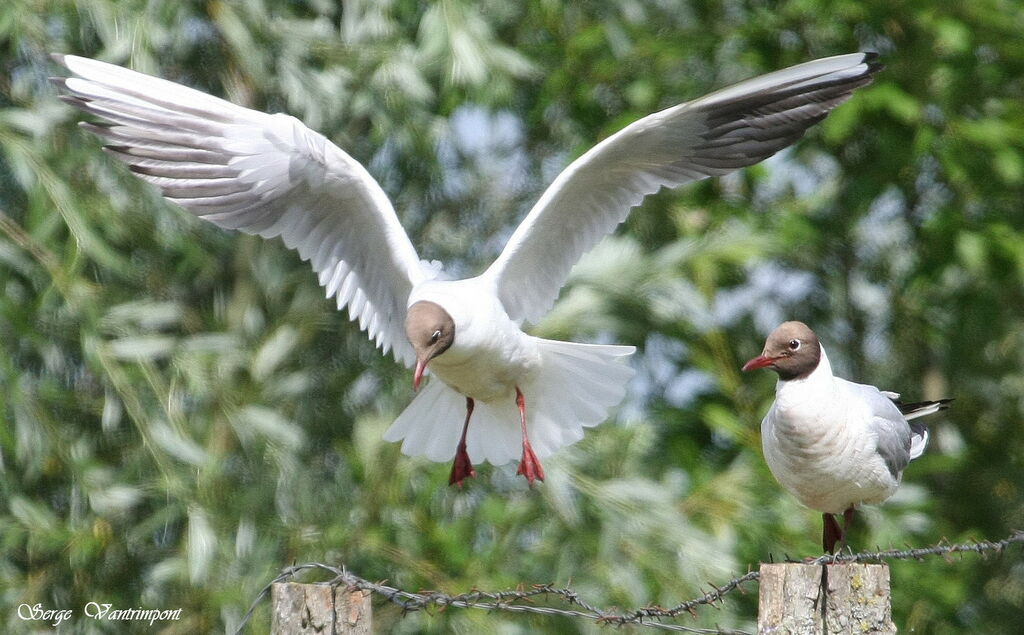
left=448, top=397, right=476, bottom=486
left=823, top=513, right=842, bottom=554
left=515, top=387, right=545, bottom=485
left=838, top=507, right=856, bottom=553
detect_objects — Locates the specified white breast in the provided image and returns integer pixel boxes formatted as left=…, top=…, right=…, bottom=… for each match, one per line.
left=761, top=351, right=900, bottom=514
left=409, top=277, right=541, bottom=402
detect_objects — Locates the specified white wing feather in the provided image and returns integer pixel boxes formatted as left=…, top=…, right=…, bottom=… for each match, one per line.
left=485, top=53, right=881, bottom=324
left=54, top=54, right=429, bottom=366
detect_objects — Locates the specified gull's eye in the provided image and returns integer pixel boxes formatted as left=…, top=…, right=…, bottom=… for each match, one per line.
left=788, top=339, right=801, bottom=351
left=430, top=330, right=442, bottom=344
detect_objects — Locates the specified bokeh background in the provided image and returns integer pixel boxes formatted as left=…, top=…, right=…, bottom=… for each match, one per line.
left=2, top=1, right=1023, bottom=632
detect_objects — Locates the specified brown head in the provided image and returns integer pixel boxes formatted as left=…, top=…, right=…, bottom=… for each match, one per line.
left=741, top=321, right=821, bottom=380
left=405, top=300, right=455, bottom=390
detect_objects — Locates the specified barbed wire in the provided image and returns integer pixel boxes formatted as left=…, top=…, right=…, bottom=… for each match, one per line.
left=237, top=530, right=1023, bottom=634
left=805, top=531, right=1024, bottom=565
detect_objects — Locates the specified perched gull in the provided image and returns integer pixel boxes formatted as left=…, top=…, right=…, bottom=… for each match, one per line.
left=742, top=321, right=950, bottom=552
left=54, top=53, right=880, bottom=485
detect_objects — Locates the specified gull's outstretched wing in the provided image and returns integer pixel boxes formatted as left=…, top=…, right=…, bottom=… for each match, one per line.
left=484, top=53, right=882, bottom=324
left=54, top=54, right=431, bottom=366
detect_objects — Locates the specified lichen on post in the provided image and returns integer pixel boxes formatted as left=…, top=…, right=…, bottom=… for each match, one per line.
left=758, top=563, right=896, bottom=634
left=271, top=582, right=371, bottom=634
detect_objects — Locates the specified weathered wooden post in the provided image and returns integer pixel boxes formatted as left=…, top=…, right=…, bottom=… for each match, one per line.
left=758, top=563, right=895, bottom=633
left=271, top=582, right=372, bottom=634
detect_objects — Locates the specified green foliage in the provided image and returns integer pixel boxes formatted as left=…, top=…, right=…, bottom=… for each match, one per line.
left=2, top=0, right=1023, bottom=632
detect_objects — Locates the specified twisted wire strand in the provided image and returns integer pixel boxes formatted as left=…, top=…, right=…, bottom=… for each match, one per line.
left=237, top=530, right=1024, bottom=634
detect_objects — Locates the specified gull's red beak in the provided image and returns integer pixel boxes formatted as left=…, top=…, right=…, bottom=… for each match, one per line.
left=742, top=354, right=776, bottom=372
left=413, top=358, right=428, bottom=391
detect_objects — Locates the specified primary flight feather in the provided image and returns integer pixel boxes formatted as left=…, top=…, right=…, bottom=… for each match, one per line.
left=54, top=52, right=880, bottom=485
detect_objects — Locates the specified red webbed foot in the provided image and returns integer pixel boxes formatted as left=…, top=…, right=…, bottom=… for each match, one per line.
left=448, top=397, right=476, bottom=487
left=514, top=387, right=545, bottom=485
left=449, top=444, right=477, bottom=486
left=516, top=440, right=545, bottom=485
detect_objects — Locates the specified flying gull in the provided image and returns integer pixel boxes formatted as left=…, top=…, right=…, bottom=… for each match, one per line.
left=54, top=53, right=881, bottom=485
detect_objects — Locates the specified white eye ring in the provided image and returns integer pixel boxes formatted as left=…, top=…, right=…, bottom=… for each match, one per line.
left=788, top=339, right=801, bottom=351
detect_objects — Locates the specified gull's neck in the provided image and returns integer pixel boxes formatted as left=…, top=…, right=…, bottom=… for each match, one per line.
left=776, top=344, right=834, bottom=397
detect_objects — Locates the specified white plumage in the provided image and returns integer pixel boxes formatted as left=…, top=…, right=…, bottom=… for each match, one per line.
left=743, top=321, right=948, bottom=551
left=762, top=346, right=915, bottom=514
left=55, top=53, right=880, bottom=484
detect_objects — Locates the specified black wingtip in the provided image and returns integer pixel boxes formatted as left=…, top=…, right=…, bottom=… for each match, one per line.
left=125, top=163, right=157, bottom=176
left=861, top=51, right=885, bottom=77
left=896, top=397, right=955, bottom=417
left=79, top=121, right=115, bottom=133
left=58, top=94, right=90, bottom=107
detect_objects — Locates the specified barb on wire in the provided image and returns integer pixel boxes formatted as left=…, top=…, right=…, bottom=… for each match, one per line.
left=804, top=531, right=1024, bottom=565
left=236, top=530, right=1023, bottom=634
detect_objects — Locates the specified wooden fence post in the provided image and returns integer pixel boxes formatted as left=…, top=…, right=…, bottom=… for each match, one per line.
left=758, top=563, right=896, bottom=634
left=271, top=582, right=372, bottom=634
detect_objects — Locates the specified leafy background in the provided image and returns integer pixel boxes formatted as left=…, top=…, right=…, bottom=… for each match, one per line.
left=2, top=0, right=1023, bottom=632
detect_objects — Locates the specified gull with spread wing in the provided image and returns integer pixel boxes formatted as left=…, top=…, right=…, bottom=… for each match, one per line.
left=743, top=321, right=951, bottom=552
left=54, top=53, right=880, bottom=485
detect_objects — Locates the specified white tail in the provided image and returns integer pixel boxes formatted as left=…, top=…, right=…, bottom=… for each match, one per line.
left=909, top=423, right=929, bottom=461
left=383, top=339, right=635, bottom=466
left=889, top=397, right=951, bottom=461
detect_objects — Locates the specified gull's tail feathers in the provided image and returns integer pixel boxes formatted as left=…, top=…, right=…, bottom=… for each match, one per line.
left=894, top=398, right=952, bottom=460
left=908, top=422, right=929, bottom=461
left=383, top=339, right=635, bottom=467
